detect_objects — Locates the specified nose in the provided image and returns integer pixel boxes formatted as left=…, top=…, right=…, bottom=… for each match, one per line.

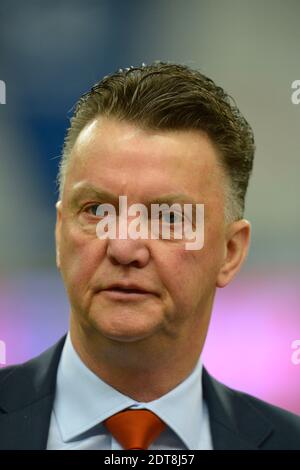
left=106, top=237, right=150, bottom=268
left=99, top=211, right=151, bottom=267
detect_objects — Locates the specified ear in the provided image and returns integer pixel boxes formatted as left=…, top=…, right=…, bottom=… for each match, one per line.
left=216, top=219, right=251, bottom=288
left=55, top=200, right=62, bottom=270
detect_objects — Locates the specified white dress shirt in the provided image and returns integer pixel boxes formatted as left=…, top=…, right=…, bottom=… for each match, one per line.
left=47, top=333, right=213, bottom=450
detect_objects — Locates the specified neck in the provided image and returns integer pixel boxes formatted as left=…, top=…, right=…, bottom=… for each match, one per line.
left=69, top=320, right=206, bottom=402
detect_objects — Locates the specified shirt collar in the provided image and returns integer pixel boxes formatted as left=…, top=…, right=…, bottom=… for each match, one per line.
left=54, top=333, right=205, bottom=450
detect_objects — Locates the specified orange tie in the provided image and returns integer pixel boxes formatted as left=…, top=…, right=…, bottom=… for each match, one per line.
left=103, top=409, right=166, bottom=450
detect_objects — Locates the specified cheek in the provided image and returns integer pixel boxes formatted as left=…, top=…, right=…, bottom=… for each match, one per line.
left=158, top=234, right=223, bottom=306
left=59, top=222, right=105, bottom=293
left=157, top=246, right=202, bottom=305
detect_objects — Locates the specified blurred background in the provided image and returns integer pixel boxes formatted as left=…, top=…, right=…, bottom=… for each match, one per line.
left=0, top=0, right=299, bottom=414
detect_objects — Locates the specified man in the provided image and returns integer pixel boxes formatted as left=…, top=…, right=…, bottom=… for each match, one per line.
left=1, top=62, right=300, bottom=450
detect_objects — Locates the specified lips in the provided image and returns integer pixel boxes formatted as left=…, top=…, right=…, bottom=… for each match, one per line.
left=104, top=283, right=152, bottom=294
left=106, top=287, right=147, bottom=294
left=101, top=284, right=155, bottom=301
left=101, top=282, right=158, bottom=298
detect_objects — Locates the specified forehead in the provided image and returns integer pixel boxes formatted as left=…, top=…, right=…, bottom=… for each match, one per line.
left=64, top=117, right=225, bottom=203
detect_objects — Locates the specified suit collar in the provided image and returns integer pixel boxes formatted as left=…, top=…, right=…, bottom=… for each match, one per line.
left=202, top=367, right=274, bottom=449
left=0, top=336, right=274, bottom=449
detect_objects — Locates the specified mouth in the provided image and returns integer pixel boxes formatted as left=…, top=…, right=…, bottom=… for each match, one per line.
left=101, top=284, right=156, bottom=301
left=106, top=287, right=147, bottom=294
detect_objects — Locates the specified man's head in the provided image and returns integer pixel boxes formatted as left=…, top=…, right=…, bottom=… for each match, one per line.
left=55, top=62, right=254, bottom=369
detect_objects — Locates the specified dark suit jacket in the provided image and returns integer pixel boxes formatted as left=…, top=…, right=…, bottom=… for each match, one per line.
left=0, top=335, right=300, bottom=450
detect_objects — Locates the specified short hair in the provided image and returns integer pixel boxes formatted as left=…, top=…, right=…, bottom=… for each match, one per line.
left=57, top=61, right=255, bottom=222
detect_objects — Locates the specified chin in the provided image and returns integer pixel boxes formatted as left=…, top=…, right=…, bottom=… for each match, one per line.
left=91, top=316, right=160, bottom=343
left=95, top=325, right=156, bottom=343
left=102, top=332, right=151, bottom=343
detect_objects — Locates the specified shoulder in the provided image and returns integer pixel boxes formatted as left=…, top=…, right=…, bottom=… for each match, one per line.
left=0, top=336, right=66, bottom=412
left=234, top=385, right=300, bottom=434
left=203, top=368, right=300, bottom=449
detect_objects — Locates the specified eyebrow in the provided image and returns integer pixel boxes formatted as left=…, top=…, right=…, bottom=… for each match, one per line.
left=68, top=183, right=199, bottom=207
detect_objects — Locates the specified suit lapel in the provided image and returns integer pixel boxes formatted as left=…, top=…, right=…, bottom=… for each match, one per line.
left=202, top=367, right=274, bottom=450
left=0, top=336, right=66, bottom=450
left=0, top=395, right=55, bottom=449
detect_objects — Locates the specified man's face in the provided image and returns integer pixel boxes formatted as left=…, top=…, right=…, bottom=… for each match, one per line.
left=56, top=117, right=232, bottom=353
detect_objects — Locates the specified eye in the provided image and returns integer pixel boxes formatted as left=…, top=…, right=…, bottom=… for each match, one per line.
left=84, top=204, right=101, bottom=216
left=161, top=212, right=183, bottom=224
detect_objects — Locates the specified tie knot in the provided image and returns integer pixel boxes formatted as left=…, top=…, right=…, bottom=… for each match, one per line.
left=103, top=409, right=166, bottom=450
